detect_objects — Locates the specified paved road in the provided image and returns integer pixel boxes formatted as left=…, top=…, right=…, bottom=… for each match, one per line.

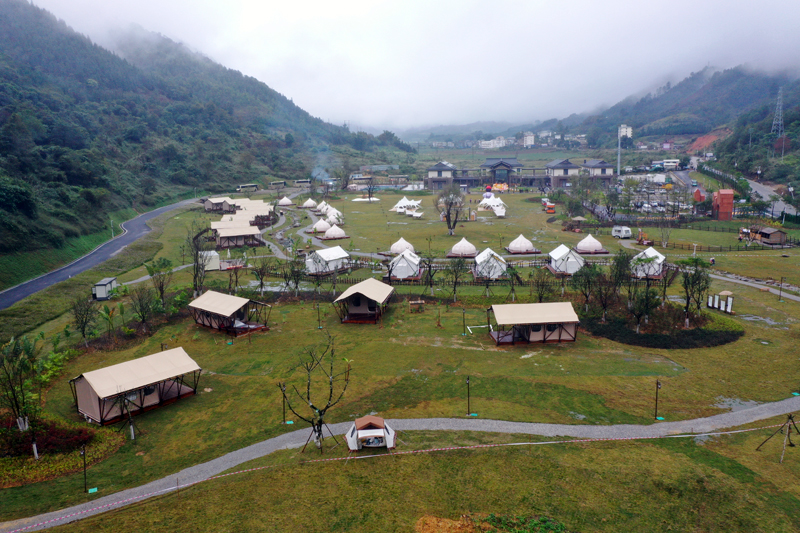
left=746, top=177, right=797, bottom=217
left=3, top=395, right=800, bottom=532
left=0, top=199, right=199, bottom=311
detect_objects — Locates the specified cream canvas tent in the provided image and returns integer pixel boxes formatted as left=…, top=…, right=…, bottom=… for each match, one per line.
left=447, top=237, right=478, bottom=258
left=215, top=227, right=265, bottom=249
left=575, top=234, right=608, bottom=254
left=333, top=278, right=394, bottom=323
left=311, top=219, right=331, bottom=233
left=204, top=197, right=232, bottom=212
left=189, top=290, right=271, bottom=335
left=306, top=246, right=350, bottom=274
left=474, top=248, right=507, bottom=279
left=326, top=211, right=344, bottom=225
left=346, top=415, right=396, bottom=451
left=301, top=198, right=318, bottom=209
left=388, top=249, right=421, bottom=280
left=631, top=247, right=666, bottom=278
left=390, top=237, right=415, bottom=255
left=69, top=347, right=201, bottom=425
left=277, top=196, right=294, bottom=206
left=548, top=244, right=585, bottom=275
left=488, top=302, right=579, bottom=345
left=314, top=201, right=329, bottom=214
left=322, top=224, right=348, bottom=240
left=506, top=234, right=540, bottom=254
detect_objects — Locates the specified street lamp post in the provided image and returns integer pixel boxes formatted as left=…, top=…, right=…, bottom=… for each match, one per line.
left=80, top=445, right=87, bottom=493
left=466, top=376, right=471, bottom=416
left=654, top=380, right=662, bottom=420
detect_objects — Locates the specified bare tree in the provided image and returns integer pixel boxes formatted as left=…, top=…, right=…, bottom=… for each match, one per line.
left=657, top=215, right=672, bottom=248
left=420, top=253, right=439, bottom=297
left=530, top=267, right=553, bottom=303
left=365, top=176, right=378, bottom=202
left=186, top=221, right=212, bottom=297
left=130, top=286, right=156, bottom=333
left=435, top=184, right=466, bottom=236
left=445, top=257, right=469, bottom=303
left=250, top=256, right=275, bottom=293
left=227, top=256, right=246, bottom=295
left=594, top=271, right=617, bottom=322
left=281, top=258, right=305, bottom=296
left=145, top=257, right=173, bottom=308
left=70, top=296, right=98, bottom=348
left=278, top=334, right=350, bottom=451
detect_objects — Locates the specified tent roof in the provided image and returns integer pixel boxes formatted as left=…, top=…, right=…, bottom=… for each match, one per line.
left=390, top=249, right=420, bottom=267
left=313, top=246, right=349, bottom=261
left=549, top=244, right=571, bottom=260
left=334, top=278, right=395, bottom=305
left=211, top=220, right=252, bottom=229
left=576, top=234, right=604, bottom=252
left=355, top=415, right=386, bottom=430
left=78, top=347, right=201, bottom=400
left=302, top=198, right=318, bottom=208
left=491, top=302, right=579, bottom=326
left=216, top=227, right=261, bottom=237
left=189, top=290, right=250, bottom=318
left=207, top=197, right=232, bottom=203
left=390, top=237, right=415, bottom=254
left=451, top=237, right=477, bottom=256
left=476, top=248, right=506, bottom=264
left=508, top=234, right=535, bottom=253
left=324, top=224, right=347, bottom=238
left=633, top=246, right=665, bottom=262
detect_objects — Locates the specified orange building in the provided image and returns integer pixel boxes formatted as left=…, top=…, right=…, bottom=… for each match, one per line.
left=693, top=188, right=706, bottom=202
left=712, top=189, right=735, bottom=221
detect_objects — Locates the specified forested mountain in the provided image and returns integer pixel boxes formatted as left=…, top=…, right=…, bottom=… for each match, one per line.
left=0, top=0, right=412, bottom=254
left=579, top=66, right=800, bottom=148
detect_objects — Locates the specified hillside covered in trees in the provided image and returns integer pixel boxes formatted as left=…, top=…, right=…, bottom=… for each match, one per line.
left=0, top=0, right=413, bottom=254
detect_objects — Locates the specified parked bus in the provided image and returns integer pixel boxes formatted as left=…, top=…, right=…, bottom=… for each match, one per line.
left=236, top=183, right=259, bottom=192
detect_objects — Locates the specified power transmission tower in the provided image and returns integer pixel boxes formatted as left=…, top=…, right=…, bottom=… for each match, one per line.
left=771, top=87, right=785, bottom=160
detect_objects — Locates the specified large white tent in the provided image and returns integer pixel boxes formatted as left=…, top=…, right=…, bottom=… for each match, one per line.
left=323, top=224, right=348, bottom=240
left=507, top=234, right=539, bottom=254
left=478, top=194, right=507, bottom=211
left=277, top=196, right=294, bottom=206
left=448, top=237, right=478, bottom=258
left=390, top=237, right=415, bottom=255
left=306, top=246, right=350, bottom=274
left=388, top=249, right=421, bottom=279
left=631, top=247, right=666, bottom=278
left=301, top=198, right=318, bottom=209
left=311, top=219, right=331, bottom=233
left=575, top=234, right=608, bottom=254
left=314, top=201, right=329, bottom=213
left=549, top=244, right=585, bottom=275
left=326, top=210, right=344, bottom=225
left=474, top=248, right=507, bottom=279
left=390, top=197, right=422, bottom=212
left=346, top=415, right=396, bottom=451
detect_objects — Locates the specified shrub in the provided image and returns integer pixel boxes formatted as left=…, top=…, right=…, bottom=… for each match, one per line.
left=0, top=415, right=94, bottom=457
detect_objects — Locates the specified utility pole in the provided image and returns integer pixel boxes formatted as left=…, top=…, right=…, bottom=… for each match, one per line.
left=617, top=125, right=622, bottom=177
left=771, top=87, right=785, bottom=160
left=110, top=218, right=114, bottom=239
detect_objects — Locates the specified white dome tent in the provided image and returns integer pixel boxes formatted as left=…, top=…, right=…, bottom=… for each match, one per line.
left=631, top=247, right=666, bottom=278
left=314, top=201, right=328, bottom=213
left=474, top=248, right=507, bottom=280
left=326, top=211, right=344, bottom=225
left=323, top=224, right=348, bottom=240
left=548, top=244, right=585, bottom=275
left=311, top=219, right=331, bottom=233
left=447, top=237, right=478, bottom=258
left=390, top=238, right=415, bottom=255
left=277, top=196, right=294, bottom=207
left=575, top=234, right=608, bottom=254
left=506, top=234, right=540, bottom=254
left=388, top=249, right=421, bottom=280
left=301, top=198, right=318, bottom=209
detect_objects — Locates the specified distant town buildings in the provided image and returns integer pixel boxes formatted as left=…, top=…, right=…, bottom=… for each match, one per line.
left=619, top=124, right=633, bottom=138
left=523, top=133, right=536, bottom=147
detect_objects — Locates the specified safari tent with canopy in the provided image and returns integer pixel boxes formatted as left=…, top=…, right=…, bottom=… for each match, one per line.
left=548, top=244, right=585, bottom=275
left=68, top=347, right=201, bottom=425
left=631, top=247, right=666, bottom=278
left=306, top=246, right=350, bottom=275
left=188, top=290, right=271, bottom=336
left=474, top=248, right=507, bottom=280
left=346, top=415, right=396, bottom=451
left=215, top=226, right=266, bottom=249
left=388, top=249, right=422, bottom=280
left=488, top=302, right=579, bottom=345
left=333, top=278, right=395, bottom=324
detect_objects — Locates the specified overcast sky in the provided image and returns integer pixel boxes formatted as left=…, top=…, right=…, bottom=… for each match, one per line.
left=32, top=0, right=800, bottom=131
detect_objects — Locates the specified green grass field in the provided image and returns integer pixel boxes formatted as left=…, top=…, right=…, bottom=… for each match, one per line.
left=2, top=193, right=800, bottom=531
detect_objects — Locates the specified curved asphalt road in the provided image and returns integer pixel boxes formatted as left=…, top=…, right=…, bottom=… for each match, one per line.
left=2, top=395, right=800, bottom=532
left=0, top=199, right=199, bottom=311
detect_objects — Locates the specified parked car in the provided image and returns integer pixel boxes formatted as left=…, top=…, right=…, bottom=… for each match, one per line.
left=612, top=226, right=632, bottom=239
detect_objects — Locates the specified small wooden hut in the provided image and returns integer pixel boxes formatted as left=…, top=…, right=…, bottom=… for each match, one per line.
left=188, top=290, right=271, bottom=336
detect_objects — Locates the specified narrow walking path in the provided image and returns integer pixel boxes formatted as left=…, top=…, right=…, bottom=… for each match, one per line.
left=4, top=395, right=800, bottom=532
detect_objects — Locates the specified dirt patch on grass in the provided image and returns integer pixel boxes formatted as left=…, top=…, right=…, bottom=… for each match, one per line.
left=688, top=128, right=732, bottom=152
left=415, top=515, right=483, bottom=532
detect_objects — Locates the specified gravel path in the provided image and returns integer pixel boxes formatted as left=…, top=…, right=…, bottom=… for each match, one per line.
left=4, top=395, right=800, bottom=532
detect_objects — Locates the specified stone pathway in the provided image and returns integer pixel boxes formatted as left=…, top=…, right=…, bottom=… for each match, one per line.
left=4, top=395, right=800, bottom=532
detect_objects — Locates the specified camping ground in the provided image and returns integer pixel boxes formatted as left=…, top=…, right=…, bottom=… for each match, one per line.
left=2, top=190, right=800, bottom=532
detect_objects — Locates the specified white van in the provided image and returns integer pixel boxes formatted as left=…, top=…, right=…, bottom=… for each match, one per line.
left=612, top=226, right=632, bottom=239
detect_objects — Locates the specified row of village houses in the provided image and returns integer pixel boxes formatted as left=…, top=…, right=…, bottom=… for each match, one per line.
left=423, top=157, right=616, bottom=190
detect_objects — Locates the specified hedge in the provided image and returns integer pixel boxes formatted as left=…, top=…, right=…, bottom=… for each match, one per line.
left=581, top=314, right=744, bottom=349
